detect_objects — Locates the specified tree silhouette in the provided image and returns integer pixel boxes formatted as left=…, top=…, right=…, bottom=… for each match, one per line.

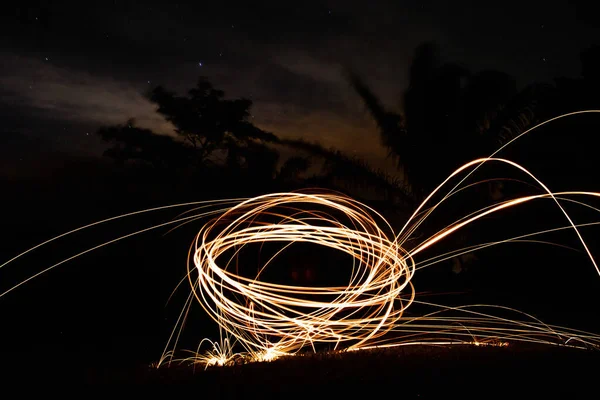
left=98, top=119, right=193, bottom=170
left=98, top=77, right=284, bottom=189
left=348, top=41, right=552, bottom=200
left=280, top=138, right=413, bottom=205
left=347, top=41, right=569, bottom=278
left=278, top=156, right=311, bottom=184
left=348, top=41, right=600, bottom=281
left=98, top=76, right=414, bottom=202
left=150, top=78, right=279, bottom=164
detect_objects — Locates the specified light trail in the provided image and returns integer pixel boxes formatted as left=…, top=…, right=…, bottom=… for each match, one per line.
left=189, top=192, right=414, bottom=357
left=1, top=111, right=600, bottom=369
left=175, top=188, right=600, bottom=366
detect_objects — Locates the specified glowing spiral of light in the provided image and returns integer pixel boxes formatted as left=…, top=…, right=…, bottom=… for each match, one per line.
left=190, top=192, right=416, bottom=355
left=3, top=111, right=600, bottom=368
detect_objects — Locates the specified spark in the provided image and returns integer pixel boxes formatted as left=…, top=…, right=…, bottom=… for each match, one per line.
left=2, top=111, right=600, bottom=370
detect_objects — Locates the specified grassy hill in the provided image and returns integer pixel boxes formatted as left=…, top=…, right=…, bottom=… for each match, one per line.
left=3, top=343, right=598, bottom=396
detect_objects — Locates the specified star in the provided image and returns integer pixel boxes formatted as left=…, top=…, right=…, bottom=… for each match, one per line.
left=198, top=62, right=203, bottom=67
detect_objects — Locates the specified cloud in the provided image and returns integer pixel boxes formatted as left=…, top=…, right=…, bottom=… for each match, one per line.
left=253, top=100, right=397, bottom=173
left=274, top=52, right=346, bottom=86
left=0, top=50, right=400, bottom=176
left=0, top=52, right=174, bottom=134
left=203, top=50, right=400, bottom=174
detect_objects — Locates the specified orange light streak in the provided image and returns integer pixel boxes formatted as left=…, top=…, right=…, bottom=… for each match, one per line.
left=1, top=111, right=600, bottom=369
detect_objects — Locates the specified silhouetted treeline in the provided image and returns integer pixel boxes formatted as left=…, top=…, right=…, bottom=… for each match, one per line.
left=347, top=41, right=600, bottom=327
left=3, top=42, right=600, bottom=361
left=95, top=76, right=416, bottom=208
left=68, top=43, right=600, bottom=324
left=351, top=41, right=599, bottom=196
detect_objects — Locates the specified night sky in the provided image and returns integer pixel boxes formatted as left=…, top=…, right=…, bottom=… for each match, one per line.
left=1, top=0, right=598, bottom=178
left=3, top=2, right=600, bottom=382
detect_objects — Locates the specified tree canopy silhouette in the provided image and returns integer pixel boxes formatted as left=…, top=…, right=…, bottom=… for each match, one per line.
left=98, top=77, right=279, bottom=176
left=348, top=41, right=600, bottom=278
left=98, top=120, right=193, bottom=170
left=348, top=41, right=553, bottom=200
left=150, top=78, right=279, bottom=163
left=97, top=76, right=414, bottom=202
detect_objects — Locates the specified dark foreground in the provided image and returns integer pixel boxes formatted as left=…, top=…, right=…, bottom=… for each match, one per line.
left=4, top=343, right=598, bottom=396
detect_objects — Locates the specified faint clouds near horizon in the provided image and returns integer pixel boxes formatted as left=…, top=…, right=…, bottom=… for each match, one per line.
left=0, top=52, right=175, bottom=135
left=0, top=50, right=396, bottom=177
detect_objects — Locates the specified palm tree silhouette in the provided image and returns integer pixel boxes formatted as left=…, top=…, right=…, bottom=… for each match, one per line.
left=348, top=41, right=552, bottom=200
left=348, top=41, right=564, bottom=277
left=97, top=76, right=415, bottom=202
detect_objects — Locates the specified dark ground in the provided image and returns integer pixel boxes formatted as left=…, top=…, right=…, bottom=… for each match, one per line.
left=2, top=343, right=598, bottom=396
left=2, top=160, right=600, bottom=396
